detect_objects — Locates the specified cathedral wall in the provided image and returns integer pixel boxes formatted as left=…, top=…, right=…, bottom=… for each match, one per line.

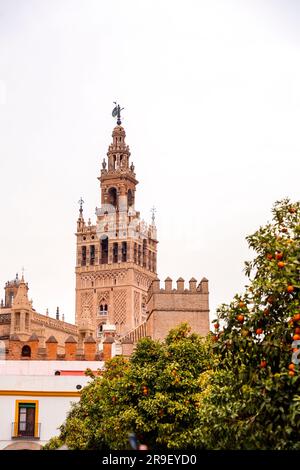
left=145, top=278, right=209, bottom=341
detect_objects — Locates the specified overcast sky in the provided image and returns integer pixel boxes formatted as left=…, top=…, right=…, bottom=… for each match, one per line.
left=0, top=0, right=299, bottom=324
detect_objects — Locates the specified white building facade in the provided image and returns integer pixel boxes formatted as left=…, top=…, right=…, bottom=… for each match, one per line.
left=0, top=360, right=104, bottom=450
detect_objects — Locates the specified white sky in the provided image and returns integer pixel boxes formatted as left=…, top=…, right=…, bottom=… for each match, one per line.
left=0, top=0, right=299, bottom=324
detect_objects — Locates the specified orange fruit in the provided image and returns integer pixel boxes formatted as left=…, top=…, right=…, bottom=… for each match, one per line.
left=237, top=314, right=244, bottom=323
left=288, top=363, right=295, bottom=371
left=239, top=302, right=246, bottom=308
left=266, top=254, right=273, bottom=260
left=294, top=314, right=300, bottom=322
left=277, top=261, right=285, bottom=268
left=260, top=360, right=267, bottom=368
left=214, top=323, right=219, bottom=329
left=256, top=328, right=263, bottom=335
left=287, top=285, right=294, bottom=293
left=275, top=252, right=283, bottom=260
left=293, top=334, right=300, bottom=341
left=295, top=328, right=300, bottom=334
left=289, top=370, right=295, bottom=377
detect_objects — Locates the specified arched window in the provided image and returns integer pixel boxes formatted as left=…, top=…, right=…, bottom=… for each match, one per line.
left=99, top=304, right=108, bottom=316
left=108, top=187, right=117, bottom=207
left=97, top=323, right=105, bottom=338
left=101, top=236, right=108, bottom=264
left=127, top=189, right=133, bottom=207
left=21, top=345, right=31, bottom=358
left=142, top=239, right=147, bottom=268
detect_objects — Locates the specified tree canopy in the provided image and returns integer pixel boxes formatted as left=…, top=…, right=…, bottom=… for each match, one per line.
left=45, top=198, right=300, bottom=450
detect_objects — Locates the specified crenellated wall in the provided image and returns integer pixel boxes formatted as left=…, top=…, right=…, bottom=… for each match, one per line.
left=5, top=334, right=101, bottom=362
left=145, top=276, right=209, bottom=341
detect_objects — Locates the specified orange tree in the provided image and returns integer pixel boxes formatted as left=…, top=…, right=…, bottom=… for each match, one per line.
left=43, top=324, right=212, bottom=450
left=193, top=198, right=300, bottom=449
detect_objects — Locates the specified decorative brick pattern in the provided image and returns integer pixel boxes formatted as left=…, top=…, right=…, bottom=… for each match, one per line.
left=113, top=290, right=126, bottom=325
left=134, top=291, right=141, bottom=326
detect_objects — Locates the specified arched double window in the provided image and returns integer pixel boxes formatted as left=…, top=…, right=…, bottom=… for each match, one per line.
left=99, top=304, right=108, bottom=316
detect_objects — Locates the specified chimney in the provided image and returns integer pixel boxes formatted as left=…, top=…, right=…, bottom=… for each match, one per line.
left=164, top=277, right=172, bottom=291
left=65, top=336, right=77, bottom=360
left=103, top=335, right=114, bottom=362
left=45, top=336, right=58, bottom=360
left=84, top=335, right=97, bottom=361
left=28, top=333, right=39, bottom=360
left=176, top=277, right=185, bottom=292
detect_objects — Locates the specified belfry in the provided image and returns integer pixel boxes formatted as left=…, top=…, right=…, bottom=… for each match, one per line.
left=75, top=105, right=158, bottom=345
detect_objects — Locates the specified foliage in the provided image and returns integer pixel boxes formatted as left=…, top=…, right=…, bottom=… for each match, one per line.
left=44, top=324, right=212, bottom=450
left=196, top=198, right=300, bottom=449
left=45, top=199, right=300, bottom=450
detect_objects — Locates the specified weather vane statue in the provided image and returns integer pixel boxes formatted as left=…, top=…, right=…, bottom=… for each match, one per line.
left=112, top=102, right=124, bottom=126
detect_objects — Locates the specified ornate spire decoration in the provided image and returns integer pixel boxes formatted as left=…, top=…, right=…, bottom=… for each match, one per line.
left=56, top=306, right=60, bottom=320
left=78, top=197, right=84, bottom=218
left=112, top=102, right=124, bottom=126
left=151, top=206, right=156, bottom=225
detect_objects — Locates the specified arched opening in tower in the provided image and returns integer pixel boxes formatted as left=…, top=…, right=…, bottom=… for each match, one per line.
left=108, top=187, right=117, bottom=208
left=100, top=236, right=109, bottom=264
left=127, top=189, right=134, bottom=208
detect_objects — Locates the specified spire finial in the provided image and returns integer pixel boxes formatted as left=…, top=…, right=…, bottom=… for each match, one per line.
left=112, top=102, right=124, bottom=126
left=21, top=267, right=25, bottom=281
left=78, top=197, right=84, bottom=218
left=56, top=306, right=59, bottom=320
left=151, top=206, right=156, bottom=225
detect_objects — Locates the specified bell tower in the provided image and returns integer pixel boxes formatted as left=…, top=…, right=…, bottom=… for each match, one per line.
left=75, top=105, right=158, bottom=346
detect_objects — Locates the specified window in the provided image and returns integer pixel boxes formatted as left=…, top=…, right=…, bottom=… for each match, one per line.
left=134, top=243, right=137, bottom=263
left=108, top=187, right=117, bottom=207
left=122, top=241, right=127, bottom=262
left=127, top=189, right=133, bottom=207
left=81, top=246, right=87, bottom=266
left=99, top=304, right=108, bottom=316
left=142, top=239, right=147, bottom=268
left=113, top=242, right=118, bottom=263
left=21, top=345, right=31, bottom=358
left=97, top=323, right=105, bottom=337
left=90, top=245, right=95, bottom=265
left=101, top=237, right=108, bottom=264
left=138, top=245, right=141, bottom=265
left=13, top=401, right=39, bottom=438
